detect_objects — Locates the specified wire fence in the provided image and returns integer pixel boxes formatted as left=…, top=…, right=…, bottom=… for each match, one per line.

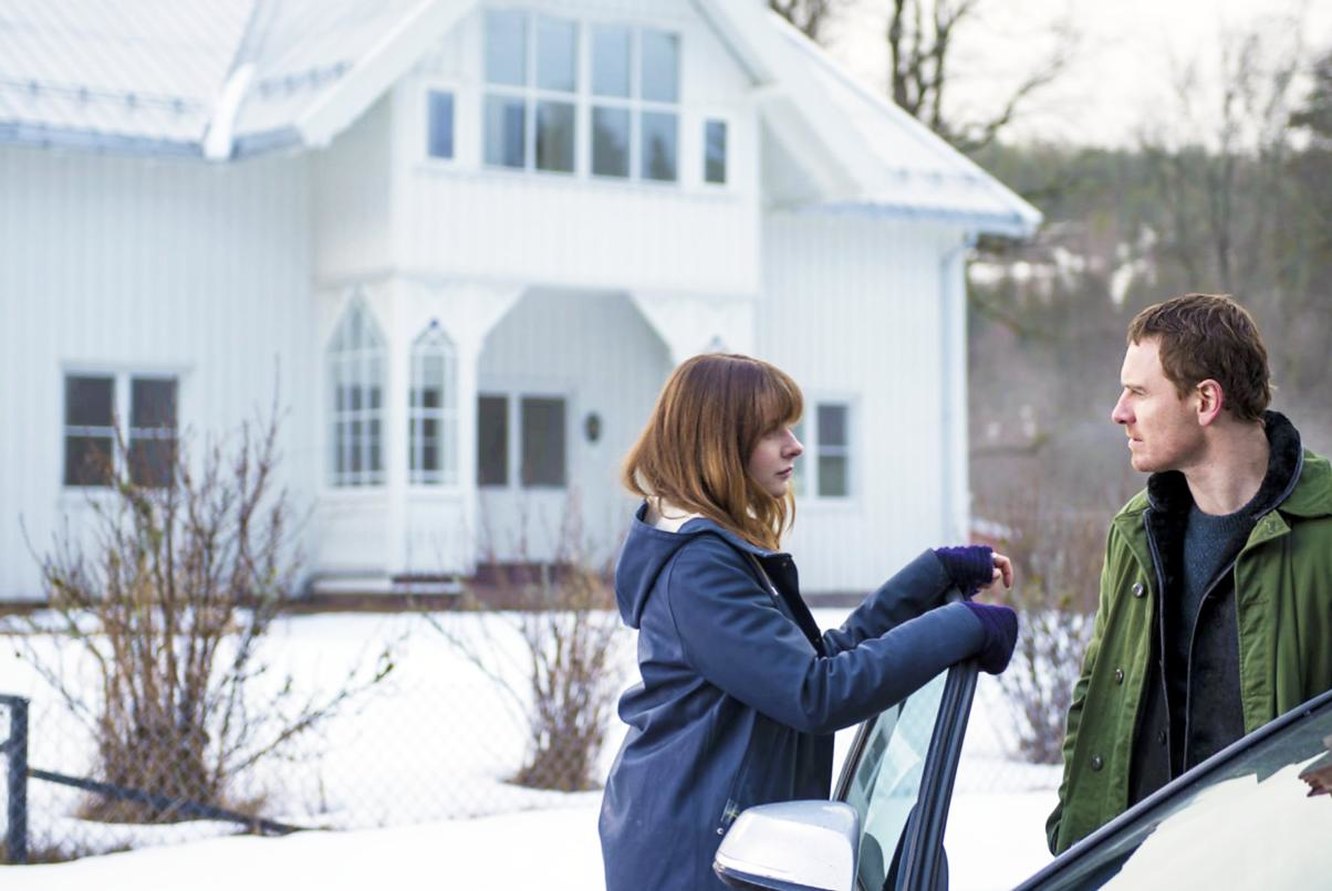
left=0, top=606, right=1063, bottom=864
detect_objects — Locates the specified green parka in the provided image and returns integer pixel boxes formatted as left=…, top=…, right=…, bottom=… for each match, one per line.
left=1047, top=447, right=1332, bottom=855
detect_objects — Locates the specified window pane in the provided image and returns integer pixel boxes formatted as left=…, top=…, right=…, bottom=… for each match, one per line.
left=427, top=90, right=454, bottom=159
left=66, top=375, right=114, bottom=426
left=65, top=436, right=112, bottom=486
left=536, top=16, right=577, bottom=92
left=535, top=100, right=575, bottom=173
left=641, top=30, right=679, bottom=103
left=591, top=25, right=630, bottom=97
left=705, top=119, right=727, bottom=184
left=521, top=397, right=566, bottom=488
left=641, top=111, right=677, bottom=181
left=592, top=106, right=630, bottom=177
left=485, top=95, right=527, bottom=168
left=478, top=395, right=508, bottom=486
left=129, top=437, right=176, bottom=488
left=818, top=455, right=848, bottom=498
left=131, top=378, right=177, bottom=430
left=485, top=10, right=526, bottom=86
left=818, top=404, right=848, bottom=446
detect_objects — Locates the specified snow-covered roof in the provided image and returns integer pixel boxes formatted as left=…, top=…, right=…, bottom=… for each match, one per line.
left=0, top=0, right=1039, bottom=236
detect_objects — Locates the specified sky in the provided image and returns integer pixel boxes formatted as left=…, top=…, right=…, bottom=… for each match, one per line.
left=824, top=0, right=1332, bottom=147
left=2, top=610, right=1062, bottom=891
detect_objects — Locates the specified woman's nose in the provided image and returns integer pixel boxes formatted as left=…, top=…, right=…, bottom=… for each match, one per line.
left=786, top=431, right=804, bottom=456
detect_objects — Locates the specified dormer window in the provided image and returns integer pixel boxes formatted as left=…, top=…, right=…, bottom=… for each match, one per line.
left=482, top=10, right=683, bottom=184
left=426, top=90, right=455, bottom=159
left=483, top=10, right=578, bottom=173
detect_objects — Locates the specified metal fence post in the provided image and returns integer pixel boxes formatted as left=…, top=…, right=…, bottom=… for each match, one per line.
left=1, top=695, right=29, bottom=864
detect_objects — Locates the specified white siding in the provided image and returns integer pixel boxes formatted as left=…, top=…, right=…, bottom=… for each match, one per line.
left=313, top=96, right=394, bottom=281
left=758, top=211, right=969, bottom=593
left=388, top=3, right=761, bottom=296
left=0, top=145, right=313, bottom=600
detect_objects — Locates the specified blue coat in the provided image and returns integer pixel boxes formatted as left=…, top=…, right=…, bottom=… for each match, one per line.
left=598, top=505, right=986, bottom=891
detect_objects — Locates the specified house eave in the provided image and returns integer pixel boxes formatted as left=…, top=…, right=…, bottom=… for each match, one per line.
left=0, top=123, right=201, bottom=159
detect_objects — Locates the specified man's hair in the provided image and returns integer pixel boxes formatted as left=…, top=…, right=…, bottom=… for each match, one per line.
left=623, top=353, right=802, bottom=551
left=1127, top=293, right=1272, bottom=422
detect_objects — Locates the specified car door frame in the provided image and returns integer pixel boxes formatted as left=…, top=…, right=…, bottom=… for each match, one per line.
left=833, top=626, right=981, bottom=890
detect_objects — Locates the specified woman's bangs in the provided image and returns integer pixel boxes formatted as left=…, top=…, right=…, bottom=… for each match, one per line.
left=754, top=367, right=803, bottom=432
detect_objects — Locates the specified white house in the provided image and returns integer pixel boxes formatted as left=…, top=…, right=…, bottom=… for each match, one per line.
left=0, top=0, right=1039, bottom=600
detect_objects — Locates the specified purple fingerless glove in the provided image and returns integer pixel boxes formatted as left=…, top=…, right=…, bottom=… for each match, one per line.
left=963, top=601, right=1019, bottom=675
left=933, top=545, right=994, bottom=597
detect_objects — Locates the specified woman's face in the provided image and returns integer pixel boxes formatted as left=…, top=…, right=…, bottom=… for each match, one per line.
left=747, top=425, right=804, bottom=498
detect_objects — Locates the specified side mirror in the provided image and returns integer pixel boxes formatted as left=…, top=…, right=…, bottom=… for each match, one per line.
left=713, top=800, right=860, bottom=891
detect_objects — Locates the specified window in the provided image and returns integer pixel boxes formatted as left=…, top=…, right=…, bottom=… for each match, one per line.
left=520, top=396, right=566, bottom=487
left=591, top=25, right=680, bottom=182
left=816, top=403, right=850, bottom=497
left=426, top=90, right=455, bottom=159
left=476, top=393, right=566, bottom=488
left=483, top=10, right=578, bottom=173
left=794, top=402, right=852, bottom=499
left=704, top=119, right=727, bottom=184
left=409, top=322, right=458, bottom=485
left=477, top=395, right=509, bottom=487
left=481, top=12, right=684, bottom=182
left=328, top=299, right=386, bottom=487
left=64, top=373, right=177, bottom=488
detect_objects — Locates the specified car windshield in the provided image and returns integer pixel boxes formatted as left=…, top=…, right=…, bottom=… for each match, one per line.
left=839, top=670, right=949, bottom=891
left=1032, top=694, right=1332, bottom=889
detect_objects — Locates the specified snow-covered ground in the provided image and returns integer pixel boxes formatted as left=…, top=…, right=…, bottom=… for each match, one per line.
left=1, top=609, right=1060, bottom=889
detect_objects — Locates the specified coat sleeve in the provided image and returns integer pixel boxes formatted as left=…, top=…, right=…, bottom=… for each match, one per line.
left=664, top=537, right=985, bottom=736
left=1046, top=530, right=1116, bottom=854
left=821, top=549, right=954, bottom=656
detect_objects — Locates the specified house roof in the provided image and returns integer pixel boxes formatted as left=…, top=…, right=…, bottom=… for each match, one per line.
left=0, top=0, right=1039, bottom=236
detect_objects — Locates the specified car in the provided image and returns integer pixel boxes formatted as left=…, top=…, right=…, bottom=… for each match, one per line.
left=714, top=655, right=1332, bottom=890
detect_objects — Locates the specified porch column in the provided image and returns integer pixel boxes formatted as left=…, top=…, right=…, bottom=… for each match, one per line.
left=394, top=279, right=522, bottom=575
left=628, top=290, right=758, bottom=365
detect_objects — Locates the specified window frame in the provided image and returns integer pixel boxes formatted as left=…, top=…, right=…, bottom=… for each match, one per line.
left=475, top=388, right=569, bottom=491
left=793, top=397, right=855, bottom=502
left=62, top=368, right=181, bottom=490
left=482, top=9, right=581, bottom=176
left=423, top=85, right=458, bottom=162
left=327, top=297, right=387, bottom=489
left=408, top=321, right=459, bottom=487
left=477, top=10, right=686, bottom=185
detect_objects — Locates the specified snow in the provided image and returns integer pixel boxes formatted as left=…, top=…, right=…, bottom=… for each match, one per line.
left=2, top=609, right=1060, bottom=889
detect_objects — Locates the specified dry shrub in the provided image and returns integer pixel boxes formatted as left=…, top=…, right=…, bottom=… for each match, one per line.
left=22, top=411, right=391, bottom=823
left=428, top=499, right=625, bottom=792
left=982, top=477, right=1103, bottom=764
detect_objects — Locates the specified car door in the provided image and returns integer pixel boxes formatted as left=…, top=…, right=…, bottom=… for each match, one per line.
left=833, top=654, right=980, bottom=891
left=1015, top=687, right=1332, bottom=890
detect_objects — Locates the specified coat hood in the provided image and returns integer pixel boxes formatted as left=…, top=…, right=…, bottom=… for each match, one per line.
left=613, top=502, right=777, bottom=629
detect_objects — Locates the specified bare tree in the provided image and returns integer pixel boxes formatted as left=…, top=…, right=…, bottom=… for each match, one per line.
left=768, top=0, right=849, bottom=42
left=886, top=0, right=1074, bottom=151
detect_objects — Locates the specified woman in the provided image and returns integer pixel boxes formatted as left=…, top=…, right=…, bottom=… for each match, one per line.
left=598, top=354, right=1018, bottom=891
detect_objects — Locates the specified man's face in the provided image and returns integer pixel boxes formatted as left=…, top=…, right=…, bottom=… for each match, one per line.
left=1111, top=337, right=1204, bottom=474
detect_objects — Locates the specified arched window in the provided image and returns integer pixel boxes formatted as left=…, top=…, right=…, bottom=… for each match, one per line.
left=328, top=297, right=386, bottom=487
left=409, top=321, right=458, bottom=485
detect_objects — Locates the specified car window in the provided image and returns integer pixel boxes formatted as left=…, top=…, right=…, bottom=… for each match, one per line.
left=838, top=670, right=949, bottom=891
left=1028, top=694, right=1332, bottom=889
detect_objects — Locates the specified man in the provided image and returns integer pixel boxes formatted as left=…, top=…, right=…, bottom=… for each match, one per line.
left=1047, top=293, right=1332, bottom=855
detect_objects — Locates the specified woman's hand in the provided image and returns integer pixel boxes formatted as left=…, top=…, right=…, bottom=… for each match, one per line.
left=985, top=552, right=1014, bottom=592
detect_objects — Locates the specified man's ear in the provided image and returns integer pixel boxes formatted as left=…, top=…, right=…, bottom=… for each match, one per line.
left=1196, top=379, right=1224, bottom=426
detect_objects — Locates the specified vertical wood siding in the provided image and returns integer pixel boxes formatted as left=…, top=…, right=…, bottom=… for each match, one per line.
left=0, top=146, right=312, bottom=600
left=758, top=211, right=967, bottom=593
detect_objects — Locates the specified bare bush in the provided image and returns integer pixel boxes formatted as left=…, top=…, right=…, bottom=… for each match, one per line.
left=980, top=477, right=1102, bottom=764
left=21, top=412, right=392, bottom=823
left=427, top=499, right=626, bottom=792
